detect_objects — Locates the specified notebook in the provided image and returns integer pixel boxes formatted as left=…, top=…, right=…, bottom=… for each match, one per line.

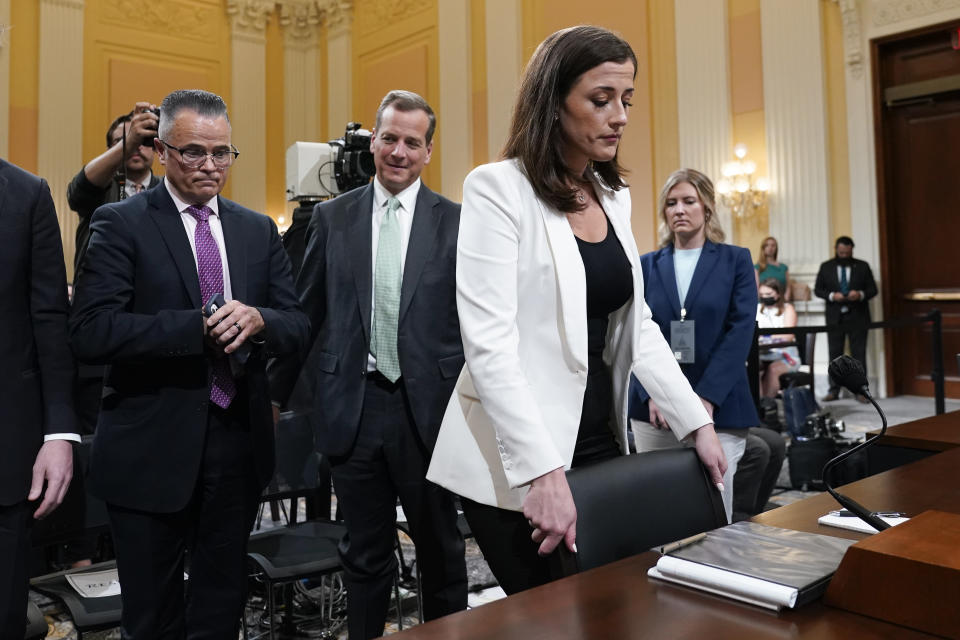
left=648, top=521, right=856, bottom=610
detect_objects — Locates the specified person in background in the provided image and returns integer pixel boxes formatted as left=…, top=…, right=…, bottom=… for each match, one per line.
left=0, top=159, right=77, bottom=636
left=68, top=103, right=162, bottom=280
left=629, top=168, right=758, bottom=522
left=732, top=426, right=786, bottom=522
left=757, top=277, right=800, bottom=398
left=814, top=236, right=878, bottom=402
left=427, top=27, right=725, bottom=595
left=269, top=90, right=467, bottom=639
left=755, top=236, right=791, bottom=301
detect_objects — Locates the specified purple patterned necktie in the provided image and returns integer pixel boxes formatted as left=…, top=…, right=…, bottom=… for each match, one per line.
left=187, top=204, right=236, bottom=409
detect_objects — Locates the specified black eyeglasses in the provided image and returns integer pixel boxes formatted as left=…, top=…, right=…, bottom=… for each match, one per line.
left=159, top=139, right=239, bottom=169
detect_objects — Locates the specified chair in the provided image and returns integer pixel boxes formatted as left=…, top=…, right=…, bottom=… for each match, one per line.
left=245, top=410, right=346, bottom=639
left=551, top=448, right=727, bottom=576
left=779, top=330, right=817, bottom=393
left=29, top=436, right=121, bottom=638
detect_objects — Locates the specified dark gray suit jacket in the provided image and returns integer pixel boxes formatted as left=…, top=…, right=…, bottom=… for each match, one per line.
left=70, top=182, right=309, bottom=512
left=0, top=159, right=77, bottom=505
left=269, top=182, right=463, bottom=457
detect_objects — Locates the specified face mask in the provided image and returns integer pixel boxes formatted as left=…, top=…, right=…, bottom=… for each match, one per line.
left=836, top=255, right=852, bottom=266
left=760, top=296, right=777, bottom=306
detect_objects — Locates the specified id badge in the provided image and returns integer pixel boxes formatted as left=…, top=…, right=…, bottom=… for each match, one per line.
left=670, top=320, right=695, bottom=363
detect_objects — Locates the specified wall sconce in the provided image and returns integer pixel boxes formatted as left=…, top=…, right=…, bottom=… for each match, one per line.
left=716, top=143, right=769, bottom=218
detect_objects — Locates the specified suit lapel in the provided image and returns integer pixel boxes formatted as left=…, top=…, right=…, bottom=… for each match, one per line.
left=399, top=187, right=440, bottom=324
left=683, top=240, right=719, bottom=311
left=147, top=183, right=202, bottom=307
left=539, top=200, right=588, bottom=373
left=347, top=186, right=374, bottom=342
left=219, top=198, right=247, bottom=302
left=655, top=248, right=682, bottom=318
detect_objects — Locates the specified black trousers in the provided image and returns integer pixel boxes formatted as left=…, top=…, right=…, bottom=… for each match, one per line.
left=0, top=500, right=31, bottom=638
left=330, top=373, right=466, bottom=640
left=107, top=401, right=261, bottom=640
left=460, top=435, right=620, bottom=596
left=827, top=312, right=868, bottom=393
left=733, top=427, right=786, bottom=520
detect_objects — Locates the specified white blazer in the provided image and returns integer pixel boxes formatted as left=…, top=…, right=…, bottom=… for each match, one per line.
left=427, top=160, right=710, bottom=511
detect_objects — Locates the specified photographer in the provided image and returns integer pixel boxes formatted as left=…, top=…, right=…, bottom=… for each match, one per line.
left=68, top=102, right=161, bottom=280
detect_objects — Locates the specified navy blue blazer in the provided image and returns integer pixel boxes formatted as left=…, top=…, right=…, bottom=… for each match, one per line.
left=629, top=241, right=759, bottom=430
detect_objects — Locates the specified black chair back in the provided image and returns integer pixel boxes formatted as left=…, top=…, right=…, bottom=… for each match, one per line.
left=553, top=448, right=727, bottom=576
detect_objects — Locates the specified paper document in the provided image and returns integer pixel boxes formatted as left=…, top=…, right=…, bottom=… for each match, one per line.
left=817, top=513, right=909, bottom=533
left=66, top=568, right=122, bottom=598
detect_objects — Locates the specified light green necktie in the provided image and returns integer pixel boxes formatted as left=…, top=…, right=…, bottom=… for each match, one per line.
left=371, top=196, right=402, bottom=382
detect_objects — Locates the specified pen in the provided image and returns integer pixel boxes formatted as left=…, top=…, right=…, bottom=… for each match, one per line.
left=829, top=509, right=906, bottom=518
left=658, top=532, right=707, bottom=555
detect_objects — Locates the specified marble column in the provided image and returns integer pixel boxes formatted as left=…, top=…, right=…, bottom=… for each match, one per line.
left=38, top=0, right=84, bottom=277
left=279, top=1, right=323, bottom=148
left=674, top=0, right=733, bottom=240
left=0, top=0, right=10, bottom=158
left=227, top=0, right=273, bottom=214
left=485, top=0, right=522, bottom=161
left=325, top=6, right=353, bottom=144
left=438, top=0, right=472, bottom=199
left=760, top=0, right=831, bottom=278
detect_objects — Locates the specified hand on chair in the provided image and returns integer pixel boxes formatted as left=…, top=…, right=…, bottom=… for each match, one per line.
left=523, top=468, right=578, bottom=556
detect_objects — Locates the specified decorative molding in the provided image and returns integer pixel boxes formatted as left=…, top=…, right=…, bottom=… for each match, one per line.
left=39, top=0, right=84, bottom=8
left=226, top=0, right=274, bottom=35
left=101, top=0, right=215, bottom=40
left=872, top=0, right=960, bottom=26
left=760, top=0, right=831, bottom=277
left=279, top=0, right=323, bottom=44
left=355, top=0, right=429, bottom=35
left=674, top=0, right=733, bottom=239
left=319, top=0, right=353, bottom=29
left=833, top=0, right=864, bottom=78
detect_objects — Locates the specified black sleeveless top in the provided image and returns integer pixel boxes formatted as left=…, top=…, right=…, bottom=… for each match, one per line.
left=572, top=216, right=633, bottom=467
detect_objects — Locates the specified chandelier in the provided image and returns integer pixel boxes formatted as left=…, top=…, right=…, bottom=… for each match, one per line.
left=716, top=144, right=769, bottom=218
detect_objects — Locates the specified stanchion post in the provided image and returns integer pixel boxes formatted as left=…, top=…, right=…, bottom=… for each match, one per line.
left=930, top=309, right=945, bottom=415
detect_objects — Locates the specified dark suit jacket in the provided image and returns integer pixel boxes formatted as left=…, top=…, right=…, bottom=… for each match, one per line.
left=67, top=168, right=161, bottom=278
left=69, top=183, right=309, bottom=513
left=0, top=159, right=77, bottom=505
left=269, top=183, right=464, bottom=457
left=629, top=241, right=759, bottom=430
left=814, top=257, right=878, bottom=325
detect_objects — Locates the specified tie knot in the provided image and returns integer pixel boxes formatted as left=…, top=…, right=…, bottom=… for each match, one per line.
left=187, top=205, right=212, bottom=223
left=386, top=197, right=401, bottom=214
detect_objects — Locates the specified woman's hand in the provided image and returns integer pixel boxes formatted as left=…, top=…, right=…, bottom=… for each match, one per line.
left=522, top=467, right=577, bottom=556
left=692, top=424, right=727, bottom=491
left=648, top=398, right=670, bottom=430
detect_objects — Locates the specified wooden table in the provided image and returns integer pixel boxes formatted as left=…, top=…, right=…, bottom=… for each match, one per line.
left=393, top=448, right=960, bottom=639
left=866, top=410, right=960, bottom=474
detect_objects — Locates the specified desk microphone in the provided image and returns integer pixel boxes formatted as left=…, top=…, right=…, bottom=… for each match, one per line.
left=822, top=356, right=891, bottom=532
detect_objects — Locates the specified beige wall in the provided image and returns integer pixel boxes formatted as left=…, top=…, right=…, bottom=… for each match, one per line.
left=7, top=0, right=947, bottom=285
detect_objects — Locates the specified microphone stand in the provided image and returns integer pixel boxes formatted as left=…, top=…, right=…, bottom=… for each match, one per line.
left=821, top=388, right=891, bottom=532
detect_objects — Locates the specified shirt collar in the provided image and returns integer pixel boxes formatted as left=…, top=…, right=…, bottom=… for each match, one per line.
left=373, top=176, right=421, bottom=214
left=163, top=178, right=220, bottom=216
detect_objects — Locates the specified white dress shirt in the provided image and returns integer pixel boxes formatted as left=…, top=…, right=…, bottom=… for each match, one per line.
left=164, top=180, right=233, bottom=302
left=123, top=172, right=153, bottom=198
left=367, top=177, right=420, bottom=370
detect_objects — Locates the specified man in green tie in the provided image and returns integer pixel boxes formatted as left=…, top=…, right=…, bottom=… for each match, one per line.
left=269, top=90, right=467, bottom=639
left=815, top=236, right=878, bottom=402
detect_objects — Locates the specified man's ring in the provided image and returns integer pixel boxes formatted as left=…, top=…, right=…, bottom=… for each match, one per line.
left=234, top=322, right=242, bottom=332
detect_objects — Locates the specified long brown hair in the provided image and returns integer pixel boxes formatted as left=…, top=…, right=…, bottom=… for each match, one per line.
left=760, top=277, right=786, bottom=316
left=502, top=25, right=637, bottom=213
left=757, top=236, right=778, bottom=270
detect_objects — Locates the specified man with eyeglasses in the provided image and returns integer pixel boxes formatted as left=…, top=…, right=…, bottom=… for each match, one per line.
left=70, top=89, right=309, bottom=638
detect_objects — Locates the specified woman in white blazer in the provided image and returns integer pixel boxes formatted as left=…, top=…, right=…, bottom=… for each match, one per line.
left=427, top=26, right=726, bottom=594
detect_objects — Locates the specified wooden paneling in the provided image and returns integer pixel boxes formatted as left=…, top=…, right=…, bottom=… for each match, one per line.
left=874, top=20, right=960, bottom=398
left=353, top=0, right=439, bottom=190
